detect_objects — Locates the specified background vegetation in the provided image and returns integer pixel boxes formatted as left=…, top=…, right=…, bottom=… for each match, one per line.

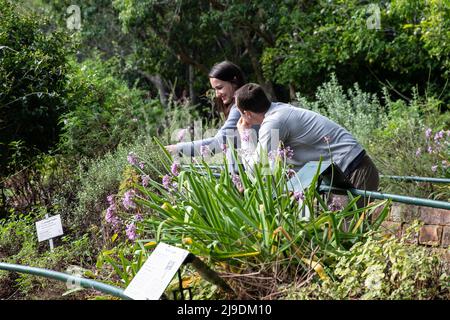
left=0, top=0, right=448, bottom=299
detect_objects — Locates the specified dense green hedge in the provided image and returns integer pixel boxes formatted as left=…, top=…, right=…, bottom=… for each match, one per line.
left=0, top=0, right=73, bottom=175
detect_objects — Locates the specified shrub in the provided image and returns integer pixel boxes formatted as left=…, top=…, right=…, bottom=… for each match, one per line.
left=100, top=142, right=390, bottom=299
left=296, top=74, right=387, bottom=147
left=58, top=56, right=165, bottom=160
left=368, top=91, right=450, bottom=200
left=0, top=210, right=93, bottom=299
left=297, top=75, right=450, bottom=200
left=283, top=224, right=449, bottom=300
left=0, top=0, right=73, bottom=175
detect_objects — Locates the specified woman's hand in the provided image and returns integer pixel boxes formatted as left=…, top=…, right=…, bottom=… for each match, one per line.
left=165, top=145, right=177, bottom=155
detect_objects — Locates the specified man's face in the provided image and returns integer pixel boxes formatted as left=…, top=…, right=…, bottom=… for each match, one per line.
left=209, top=78, right=236, bottom=105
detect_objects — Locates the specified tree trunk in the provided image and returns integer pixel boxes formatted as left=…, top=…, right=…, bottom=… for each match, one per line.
left=289, top=83, right=297, bottom=102
left=189, top=64, right=196, bottom=105
left=242, top=32, right=277, bottom=101
left=136, top=70, right=170, bottom=107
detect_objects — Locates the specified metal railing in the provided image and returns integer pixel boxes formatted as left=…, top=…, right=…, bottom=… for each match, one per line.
left=0, top=262, right=129, bottom=299
left=380, top=175, right=450, bottom=184
left=320, top=186, right=450, bottom=210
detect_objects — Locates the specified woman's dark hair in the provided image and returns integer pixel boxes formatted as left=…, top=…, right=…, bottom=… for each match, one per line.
left=209, top=61, right=246, bottom=116
left=208, top=61, right=246, bottom=88
left=235, top=83, right=271, bottom=114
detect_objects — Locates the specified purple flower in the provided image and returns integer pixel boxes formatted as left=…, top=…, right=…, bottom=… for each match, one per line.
left=293, top=191, right=304, bottom=203
left=425, top=128, right=432, bottom=139
left=134, top=214, right=143, bottom=222
left=277, top=146, right=294, bottom=160
left=122, top=190, right=136, bottom=210
left=431, top=165, right=438, bottom=172
left=162, top=174, right=171, bottom=190
left=241, top=129, right=251, bottom=142
left=285, top=146, right=294, bottom=159
left=415, top=148, right=421, bottom=157
left=171, top=162, right=180, bottom=176
left=232, top=174, right=244, bottom=193
left=139, top=162, right=145, bottom=170
left=427, top=146, right=433, bottom=154
left=127, top=152, right=138, bottom=166
left=200, top=145, right=210, bottom=157
left=105, top=203, right=116, bottom=223
left=125, top=223, right=137, bottom=241
left=141, top=174, right=150, bottom=187
left=105, top=203, right=121, bottom=230
left=220, top=144, right=228, bottom=153
left=433, top=130, right=445, bottom=144
left=287, top=169, right=296, bottom=179
left=107, top=194, right=115, bottom=205
left=269, top=146, right=295, bottom=161
left=328, top=196, right=345, bottom=211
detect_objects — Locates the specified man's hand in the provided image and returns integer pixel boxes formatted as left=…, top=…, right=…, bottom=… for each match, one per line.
left=237, top=117, right=252, bottom=136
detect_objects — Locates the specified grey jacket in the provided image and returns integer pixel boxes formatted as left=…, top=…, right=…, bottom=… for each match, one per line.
left=241, top=102, right=364, bottom=173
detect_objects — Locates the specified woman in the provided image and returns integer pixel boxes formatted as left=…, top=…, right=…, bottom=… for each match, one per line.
left=165, top=61, right=246, bottom=157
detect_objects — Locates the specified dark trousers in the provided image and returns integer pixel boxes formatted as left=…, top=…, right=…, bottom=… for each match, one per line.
left=348, top=154, right=379, bottom=207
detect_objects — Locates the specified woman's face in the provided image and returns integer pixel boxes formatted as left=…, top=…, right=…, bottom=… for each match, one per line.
left=209, top=78, right=236, bottom=105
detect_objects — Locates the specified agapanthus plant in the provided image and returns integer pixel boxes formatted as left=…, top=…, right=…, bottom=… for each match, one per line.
left=120, top=138, right=389, bottom=286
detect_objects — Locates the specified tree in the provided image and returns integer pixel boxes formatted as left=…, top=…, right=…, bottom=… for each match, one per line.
left=261, top=0, right=450, bottom=102
left=0, top=0, right=73, bottom=175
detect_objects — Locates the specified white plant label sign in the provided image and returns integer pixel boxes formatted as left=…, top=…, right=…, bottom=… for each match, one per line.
left=35, top=214, right=64, bottom=242
left=124, top=242, right=189, bottom=300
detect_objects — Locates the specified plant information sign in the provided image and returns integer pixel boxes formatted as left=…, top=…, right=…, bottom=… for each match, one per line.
left=35, top=214, right=64, bottom=242
left=124, top=242, right=189, bottom=300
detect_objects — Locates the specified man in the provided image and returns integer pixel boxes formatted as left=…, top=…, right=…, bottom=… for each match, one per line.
left=235, top=83, right=379, bottom=195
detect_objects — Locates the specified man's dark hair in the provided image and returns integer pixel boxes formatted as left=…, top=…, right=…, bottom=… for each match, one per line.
left=235, top=83, right=271, bottom=113
left=208, top=61, right=246, bottom=88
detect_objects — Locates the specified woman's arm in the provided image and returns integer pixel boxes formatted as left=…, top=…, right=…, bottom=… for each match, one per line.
left=174, top=105, right=241, bottom=156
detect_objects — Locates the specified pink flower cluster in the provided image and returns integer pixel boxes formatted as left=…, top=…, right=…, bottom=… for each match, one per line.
left=293, top=191, right=304, bottom=204
left=232, top=174, right=244, bottom=193
left=269, top=145, right=294, bottom=161
left=420, top=128, right=450, bottom=173
left=105, top=195, right=121, bottom=232
left=122, top=190, right=136, bottom=210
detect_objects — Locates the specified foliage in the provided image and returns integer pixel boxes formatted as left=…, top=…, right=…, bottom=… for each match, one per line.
left=100, top=141, right=390, bottom=298
left=297, top=75, right=449, bottom=200
left=56, top=140, right=162, bottom=242
left=25, top=0, right=450, bottom=107
left=1, top=152, right=74, bottom=219
left=261, top=0, right=450, bottom=101
left=297, top=74, right=388, bottom=147
left=58, top=56, right=165, bottom=160
left=0, top=0, right=73, bottom=175
left=368, top=90, right=450, bottom=200
left=283, top=224, right=449, bottom=300
left=0, top=210, right=93, bottom=298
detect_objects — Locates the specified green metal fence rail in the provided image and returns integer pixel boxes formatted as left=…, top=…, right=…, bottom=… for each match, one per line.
left=320, top=186, right=450, bottom=210
left=0, top=262, right=130, bottom=299
left=380, top=175, right=450, bottom=184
